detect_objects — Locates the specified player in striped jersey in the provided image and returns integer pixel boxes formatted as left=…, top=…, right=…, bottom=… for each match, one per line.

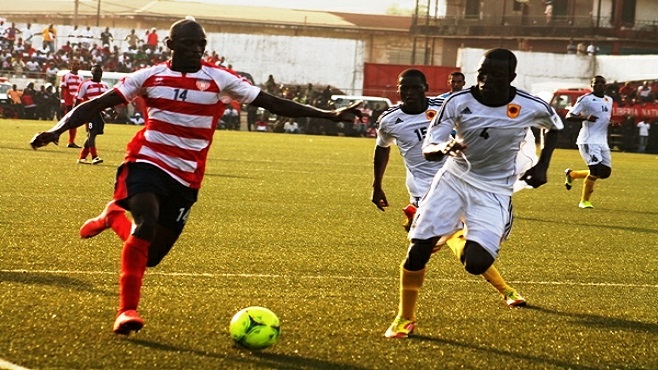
left=563, top=75, right=614, bottom=209
left=30, top=18, right=363, bottom=336
left=60, top=59, right=83, bottom=148
left=75, top=65, right=110, bottom=165
left=373, top=70, right=525, bottom=334
left=385, top=49, right=563, bottom=338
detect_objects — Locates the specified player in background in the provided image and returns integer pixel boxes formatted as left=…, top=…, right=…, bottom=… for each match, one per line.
left=563, top=75, right=614, bottom=209
left=437, top=71, right=466, bottom=99
left=30, top=17, right=362, bottom=336
left=401, top=70, right=466, bottom=229
left=75, top=64, right=110, bottom=165
left=372, top=69, right=526, bottom=310
left=384, top=49, right=563, bottom=338
left=60, top=59, right=83, bottom=148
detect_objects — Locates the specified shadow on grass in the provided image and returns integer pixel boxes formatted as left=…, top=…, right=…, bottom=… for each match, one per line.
left=525, top=305, right=658, bottom=333
left=0, top=270, right=114, bottom=296
left=410, top=333, right=598, bottom=370
left=516, top=215, right=658, bottom=234
left=409, top=304, right=657, bottom=369
left=129, top=338, right=367, bottom=369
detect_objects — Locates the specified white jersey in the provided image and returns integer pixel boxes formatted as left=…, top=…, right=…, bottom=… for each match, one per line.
left=424, top=87, right=563, bottom=196
left=568, top=92, right=613, bottom=146
left=376, top=97, right=445, bottom=199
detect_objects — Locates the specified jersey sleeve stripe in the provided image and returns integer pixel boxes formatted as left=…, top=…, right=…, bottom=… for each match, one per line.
left=112, top=87, right=130, bottom=104
left=379, top=105, right=401, bottom=120
left=432, top=91, right=466, bottom=126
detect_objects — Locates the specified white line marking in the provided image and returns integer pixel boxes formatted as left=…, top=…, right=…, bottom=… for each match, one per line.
left=2, top=269, right=657, bottom=288
left=0, top=358, right=31, bottom=370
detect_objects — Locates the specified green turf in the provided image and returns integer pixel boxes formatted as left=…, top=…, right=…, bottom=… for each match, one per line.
left=1, top=119, right=657, bottom=369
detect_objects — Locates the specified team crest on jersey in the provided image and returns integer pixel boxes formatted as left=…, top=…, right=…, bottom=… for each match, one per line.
left=507, top=104, right=521, bottom=118
left=426, top=109, right=438, bottom=121
left=196, top=79, right=211, bottom=91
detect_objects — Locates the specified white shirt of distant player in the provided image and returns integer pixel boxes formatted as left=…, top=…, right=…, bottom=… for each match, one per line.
left=569, top=92, right=613, bottom=146
left=376, top=97, right=445, bottom=198
left=77, top=79, right=110, bottom=101
left=424, top=88, right=562, bottom=196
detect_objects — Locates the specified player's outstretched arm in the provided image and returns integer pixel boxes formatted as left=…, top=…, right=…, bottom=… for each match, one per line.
left=250, top=91, right=362, bottom=123
left=30, top=90, right=126, bottom=149
left=520, top=129, right=559, bottom=188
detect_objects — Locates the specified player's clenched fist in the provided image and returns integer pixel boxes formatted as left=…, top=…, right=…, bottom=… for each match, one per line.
left=30, top=131, right=60, bottom=150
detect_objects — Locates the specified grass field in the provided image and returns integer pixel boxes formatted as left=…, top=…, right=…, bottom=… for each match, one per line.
left=1, top=119, right=657, bottom=370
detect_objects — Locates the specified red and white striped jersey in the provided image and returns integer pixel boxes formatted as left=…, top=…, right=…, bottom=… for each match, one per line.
left=77, top=79, right=110, bottom=102
left=114, top=61, right=261, bottom=189
left=61, top=72, right=83, bottom=105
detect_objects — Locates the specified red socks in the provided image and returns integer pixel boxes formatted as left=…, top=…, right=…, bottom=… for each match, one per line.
left=118, top=235, right=150, bottom=313
left=68, top=128, right=77, bottom=144
left=79, top=147, right=90, bottom=160
left=108, top=212, right=132, bottom=242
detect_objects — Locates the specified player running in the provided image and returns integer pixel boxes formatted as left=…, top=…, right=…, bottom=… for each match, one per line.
left=563, top=75, right=614, bottom=209
left=30, top=17, right=362, bottom=336
left=384, top=49, right=563, bottom=338
left=372, top=69, right=527, bottom=320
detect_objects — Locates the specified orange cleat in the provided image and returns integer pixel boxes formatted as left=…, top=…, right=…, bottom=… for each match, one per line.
left=402, top=204, right=417, bottom=232
left=113, top=310, right=144, bottom=335
left=79, top=201, right=124, bottom=239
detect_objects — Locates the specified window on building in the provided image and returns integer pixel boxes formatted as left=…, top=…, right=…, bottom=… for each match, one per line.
left=611, top=0, right=636, bottom=25
left=553, top=0, right=568, bottom=18
left=465, top=0, right=480, bottom=19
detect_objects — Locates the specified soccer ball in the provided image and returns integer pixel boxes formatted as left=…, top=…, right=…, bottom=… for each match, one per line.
left=229, top=306, right=281, bottom=350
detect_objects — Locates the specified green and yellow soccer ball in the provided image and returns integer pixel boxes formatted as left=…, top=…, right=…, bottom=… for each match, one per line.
left=229, top=306, right=281, bottom=350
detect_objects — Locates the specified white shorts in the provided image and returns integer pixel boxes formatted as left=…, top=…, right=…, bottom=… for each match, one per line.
left=408, top=170, right=513, bottom=258
left=578, top=144, right=612, bottom=167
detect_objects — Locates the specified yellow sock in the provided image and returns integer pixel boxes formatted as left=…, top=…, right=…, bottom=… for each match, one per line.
left=582, top=175, right=598, bottom=201
left=445, top=229, right=511, bottom=295
left=570, top=170, right=589, bottom=179
left=399, top=265, right=425, bottom=321
left=481, top=265, right=511, bottom=295
left=445, top=229, right=465, bottom=257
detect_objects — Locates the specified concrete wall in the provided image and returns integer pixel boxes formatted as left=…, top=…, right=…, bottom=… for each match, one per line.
left=24, top=23, right=367, bottom=94
left=458, top=48, right=658, bottom=100
left=206, top=33, right=365, bottom=92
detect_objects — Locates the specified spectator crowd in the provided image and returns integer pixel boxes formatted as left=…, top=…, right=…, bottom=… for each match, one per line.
left=0, top=18, right=383, bottom=137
